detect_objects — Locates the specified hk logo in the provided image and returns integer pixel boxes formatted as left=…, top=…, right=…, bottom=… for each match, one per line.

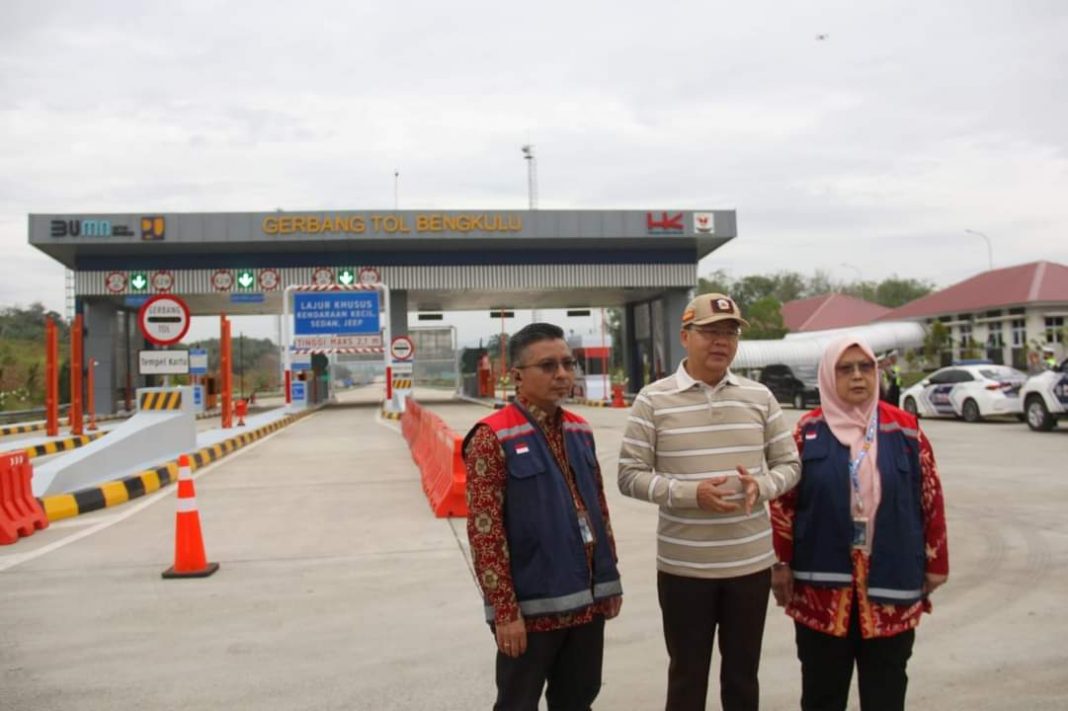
left=646, top=212, right=684, bottom=234
left=141, top=216, right=165, bottom=241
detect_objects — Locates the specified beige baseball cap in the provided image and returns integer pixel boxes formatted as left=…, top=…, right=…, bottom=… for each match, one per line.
left=681, top=293, right=749, bottom=328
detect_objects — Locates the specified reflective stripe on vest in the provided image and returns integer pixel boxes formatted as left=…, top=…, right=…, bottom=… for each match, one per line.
left=496, top=422, right=536, bottom=441
left=483, top=580, right=624, bottom=622
left=868, top=585, right=924, bottom=601
left=792, top=571, right=853, bottom=584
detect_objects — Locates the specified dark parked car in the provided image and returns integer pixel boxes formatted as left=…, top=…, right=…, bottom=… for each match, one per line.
left=760, top=363, right=821, bottom=409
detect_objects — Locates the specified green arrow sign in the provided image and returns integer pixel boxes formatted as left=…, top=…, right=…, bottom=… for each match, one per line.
left=236, top=269, right=256, bottom=290
left=130, top=272, right=148, bottom=292
left=338, top=268, right=355, bottom=286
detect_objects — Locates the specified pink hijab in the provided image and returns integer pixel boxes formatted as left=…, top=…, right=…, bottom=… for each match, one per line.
left=817, top=336, right=881, bottom=518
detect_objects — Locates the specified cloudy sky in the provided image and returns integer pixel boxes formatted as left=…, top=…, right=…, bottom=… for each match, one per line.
left=2, top=0, right=1066, bottom=342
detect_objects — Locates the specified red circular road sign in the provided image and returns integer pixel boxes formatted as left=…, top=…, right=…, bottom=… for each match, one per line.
left=390, top=335, right=415, bottom=361
left=359, top=267, right=381, bottom=286
left=151, top=270, right=175, bottom=293
left=211, top=269, right=234, bottom=291
left=259, top=268, right=281, bottom=291
left=138, top=294, right=191, bottom=346
left=104, top=271, right=127, bottom=293
left=312, top=267, right=334, bottom=286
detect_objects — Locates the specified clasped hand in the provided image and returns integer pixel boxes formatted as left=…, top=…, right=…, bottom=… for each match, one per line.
left=696, top=465, right=759, bottom=514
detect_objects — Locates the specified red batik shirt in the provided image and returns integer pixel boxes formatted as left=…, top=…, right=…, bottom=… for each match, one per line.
left=769, top=410, right=949, bottom=639
left=465, top=397, right=618, bottom=632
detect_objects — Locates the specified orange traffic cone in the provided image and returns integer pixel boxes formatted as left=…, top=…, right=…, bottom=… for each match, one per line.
left=162, top=454, right=219, bottom=579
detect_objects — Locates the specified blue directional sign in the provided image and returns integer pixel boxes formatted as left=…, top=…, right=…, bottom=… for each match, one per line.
left=291, top=381, right=306, bottom=402
left=294, top=292, right=380, bottom=335
left=124, top=295, right=149, bottom=308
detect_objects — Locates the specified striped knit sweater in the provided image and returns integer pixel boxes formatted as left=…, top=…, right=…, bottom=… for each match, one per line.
left=618, top=360, right=801, bottom=579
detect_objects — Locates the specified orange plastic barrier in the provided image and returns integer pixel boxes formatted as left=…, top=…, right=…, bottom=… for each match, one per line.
left=162, top=454, right=219, bottom=578
left=0, top=451, right=49, bottom=545
left=401, top=398, right=468, bottom=518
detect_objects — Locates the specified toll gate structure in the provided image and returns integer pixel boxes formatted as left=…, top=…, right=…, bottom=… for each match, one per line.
left=29, top=209, right=737, bottom=413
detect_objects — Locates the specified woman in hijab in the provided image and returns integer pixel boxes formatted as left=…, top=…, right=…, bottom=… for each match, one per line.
left=769, top=337, right=949, bottom=711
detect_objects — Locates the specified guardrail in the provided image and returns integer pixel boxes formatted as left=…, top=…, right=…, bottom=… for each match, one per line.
left=0, top=405, right=71, bottom=426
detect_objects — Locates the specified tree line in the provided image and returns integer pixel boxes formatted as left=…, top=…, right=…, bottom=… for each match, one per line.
left=696, top=270, right=934, bottom=339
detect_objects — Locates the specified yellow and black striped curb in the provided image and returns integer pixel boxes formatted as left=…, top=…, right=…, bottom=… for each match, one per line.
left=391, top=379, right=413, bottom=389
left=22, top=432, right=108, bottom=459
left=1, top=411, right=133, bottom=437
left=0, top=421, right=46, bottom=437
left=380, top=409, right=403, bottom=420
left=37, top=410, right=315, bottom=522
left=140, top=391, right=183, bottom=410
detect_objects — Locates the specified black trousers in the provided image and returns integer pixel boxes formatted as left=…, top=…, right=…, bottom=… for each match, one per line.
left=493, top=616, right=605, bottom=711
left=658, top=569, right=771, bottom=711
left=795, top=600, right=915, bottom=711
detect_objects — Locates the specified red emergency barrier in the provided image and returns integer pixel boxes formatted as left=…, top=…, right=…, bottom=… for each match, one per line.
left=0, top=451, right=49, bottom=545
left=400, top=398, right=468, bottom=518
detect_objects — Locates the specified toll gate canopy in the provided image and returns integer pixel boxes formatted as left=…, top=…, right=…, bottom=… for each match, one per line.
left=29, top=209, right=737, bottom=413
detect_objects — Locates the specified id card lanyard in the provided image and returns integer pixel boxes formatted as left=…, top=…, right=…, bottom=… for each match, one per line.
left=848, top=412, right=879, bottom=515
left=848, top=412, right=878, bottom=550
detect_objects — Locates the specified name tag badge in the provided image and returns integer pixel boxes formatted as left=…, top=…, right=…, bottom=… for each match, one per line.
left=852, top=516, right=869, bottom=551
left=577, top=511, right=596, bottom=545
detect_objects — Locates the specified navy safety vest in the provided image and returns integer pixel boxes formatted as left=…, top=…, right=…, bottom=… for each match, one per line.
left=792, top=402, right=925, bottom=604
left=464, top=403, right=622, bottom=622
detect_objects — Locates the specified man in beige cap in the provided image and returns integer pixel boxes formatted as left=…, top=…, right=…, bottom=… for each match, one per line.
left=618, top=293, right=800, bottom=711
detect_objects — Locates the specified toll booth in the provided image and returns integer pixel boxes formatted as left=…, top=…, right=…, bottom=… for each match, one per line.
left=28, top=209, right=738, bottom=412
left=203, top=375, right=218, bottom=411
left=568, top=332, right=614, bottom=401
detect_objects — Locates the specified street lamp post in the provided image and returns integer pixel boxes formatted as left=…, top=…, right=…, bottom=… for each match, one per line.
left=840, top=262, right=863, bottom=282
left=964, top=229, right=994, bottom=272
left=521, top=144, right=538, bottom=210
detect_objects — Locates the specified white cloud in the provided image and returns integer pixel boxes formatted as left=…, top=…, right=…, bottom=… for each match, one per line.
left=2, top=0, right=1066, bottom=346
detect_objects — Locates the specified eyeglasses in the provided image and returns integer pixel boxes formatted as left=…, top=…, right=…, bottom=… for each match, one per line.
left=686, top=326, right=740, bottom=340
left=516, top=358, right=578, bottom=375
left=835, top=361, right=876, bottom=377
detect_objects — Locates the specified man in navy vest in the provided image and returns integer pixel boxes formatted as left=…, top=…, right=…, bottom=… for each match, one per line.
left=464, top=322, right=623, bottom=710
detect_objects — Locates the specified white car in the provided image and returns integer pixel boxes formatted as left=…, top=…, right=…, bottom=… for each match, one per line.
left=1020, top=358, right=1068, bottom=431
left=899, top=364, right=1027, bottom=423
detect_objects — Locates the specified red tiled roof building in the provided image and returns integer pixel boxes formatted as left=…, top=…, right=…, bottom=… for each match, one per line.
left=782, top=293, right=891, bottom=333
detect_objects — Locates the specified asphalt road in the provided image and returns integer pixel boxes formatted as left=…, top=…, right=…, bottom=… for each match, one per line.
left=1, top=398, right=1065, bottom=710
